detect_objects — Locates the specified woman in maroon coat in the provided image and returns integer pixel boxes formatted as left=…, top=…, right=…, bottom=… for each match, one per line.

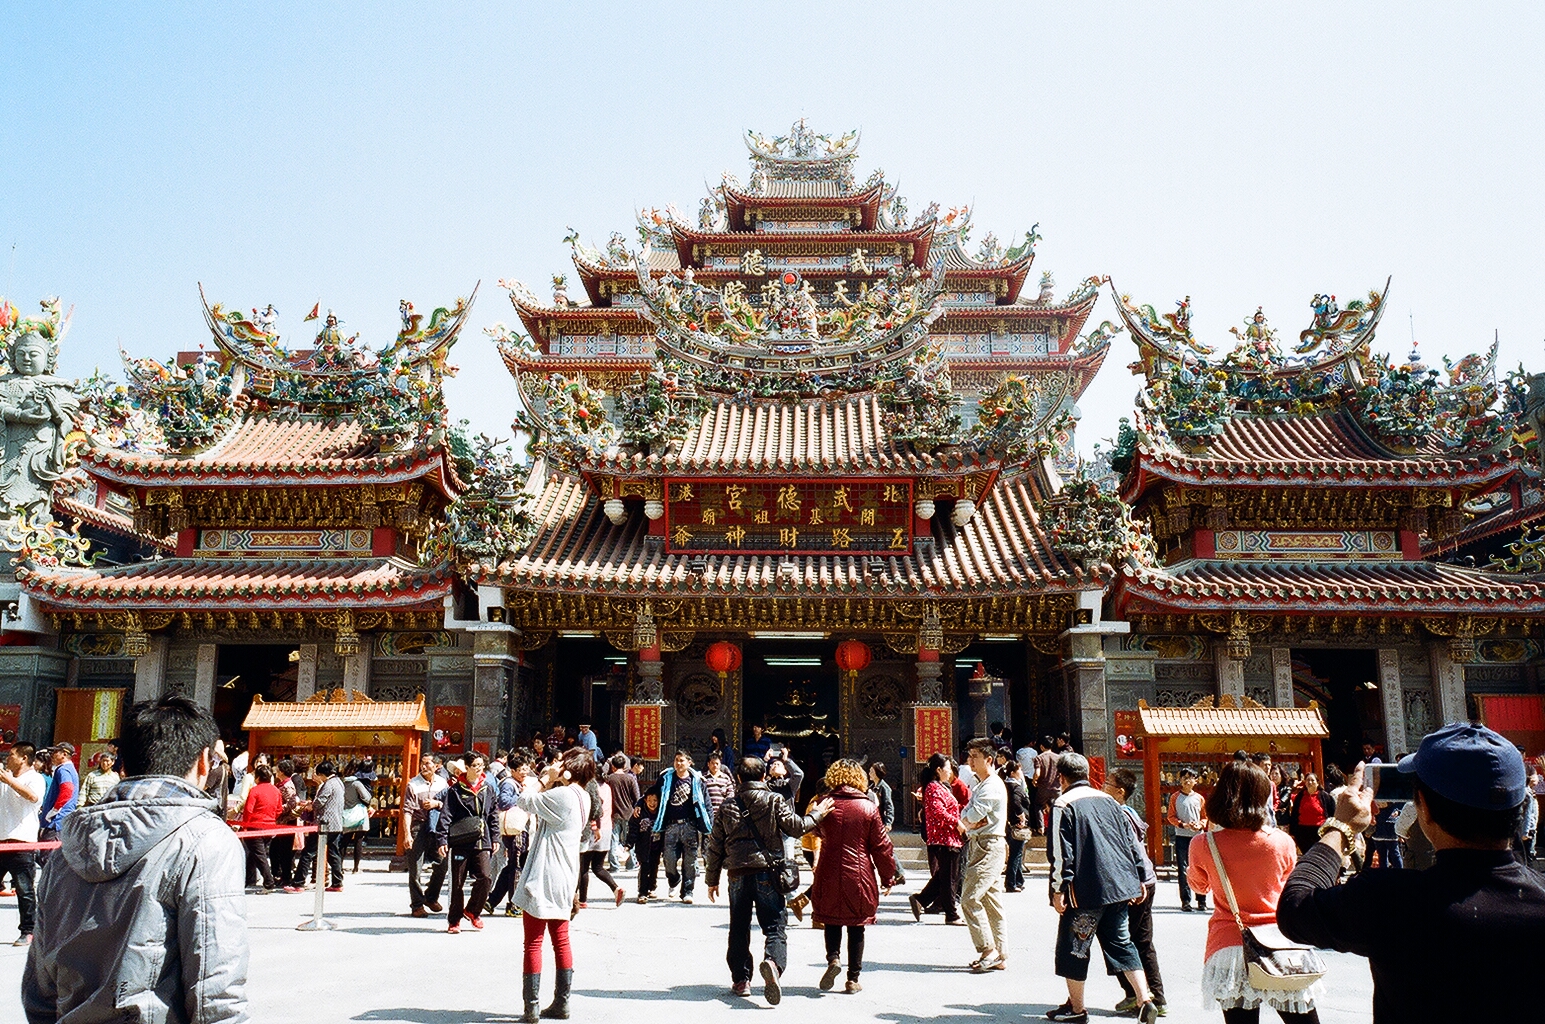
left=808, top=759, right=899, bottom=994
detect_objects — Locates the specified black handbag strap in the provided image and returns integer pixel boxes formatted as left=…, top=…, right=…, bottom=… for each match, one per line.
left=736, top=793, right=781, bottom=862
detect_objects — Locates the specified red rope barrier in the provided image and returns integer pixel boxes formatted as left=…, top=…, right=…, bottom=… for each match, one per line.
left=229, top=824, right=320, bottom=839
left=0, top=840, right=59, bottom=852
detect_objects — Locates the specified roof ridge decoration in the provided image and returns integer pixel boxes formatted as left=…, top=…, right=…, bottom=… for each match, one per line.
left=1040, top=477, right=1158, bottom=573
left=1114, top=279, right=1510, bottom=454
left=1504, top=364, right=1545, bottom=473
left=1487, top=524, right=1545, bottom=574
left=743, top=121, right=861, bottom=190
left=422, top=431, right=536, bottom=569
left=81, top=287, right=475, bottom=458
left=5, top=503, right=97, bottom=573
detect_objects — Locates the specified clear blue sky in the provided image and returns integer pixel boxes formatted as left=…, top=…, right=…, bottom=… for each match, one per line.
left=3, top=3, right=1541, bottom=453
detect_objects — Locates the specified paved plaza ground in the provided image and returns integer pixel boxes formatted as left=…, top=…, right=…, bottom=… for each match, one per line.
left=0, top=854, right=1374, bottom=1023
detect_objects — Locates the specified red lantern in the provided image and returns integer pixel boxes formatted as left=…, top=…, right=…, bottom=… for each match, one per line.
left=705, top=641, right=742, bottom=681
left=835, top=639, right=872, bottom=681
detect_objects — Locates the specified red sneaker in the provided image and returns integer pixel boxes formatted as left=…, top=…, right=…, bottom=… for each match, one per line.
left=325, top=886, right=343, bottom=893
left=447, top=924, right=460, bottom=934
left=0, top=889, right=15, bottom=897
left=467, top=914, right=484, bottom=930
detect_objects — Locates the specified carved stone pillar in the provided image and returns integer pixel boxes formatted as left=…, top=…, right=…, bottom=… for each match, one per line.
left=915, top=658, right=943, bottom=704
left=1215, top=641, right=1245, bottom=700
left=343, top=640, right=372, bottom=699
left=1061, top=622, right=1128, bottom=765
left=295, top=644, right=318, bottom=701
left=133, top=634, right=170, bottom=702
left=1377, top=649, right=1407, bottom=756
left=1429, top=640, right=1467, bottom=726
left=194, top=643, right=218, bottom=709
left=471, top=623, right=519, bottom=752
left=1270, top=647, right=1294, bottom=707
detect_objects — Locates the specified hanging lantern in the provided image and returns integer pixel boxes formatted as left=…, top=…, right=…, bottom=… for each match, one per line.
left=705, top=641, right=742, bottom=682
left=835, top=639, right=872, bottom=681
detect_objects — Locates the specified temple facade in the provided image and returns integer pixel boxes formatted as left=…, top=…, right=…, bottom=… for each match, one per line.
left=476, top=123, right=1122, bottom=797
left=8, top=291, right=506, bottom=751
left=1102, top=285, right=1545, bottom=807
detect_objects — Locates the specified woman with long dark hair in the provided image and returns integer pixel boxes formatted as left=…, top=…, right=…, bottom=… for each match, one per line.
left=1188, top=761, right=1321, bottom=1024
left=908, top=752, right=963, bottom=925
left=514, top=747, right=595, bottom=1022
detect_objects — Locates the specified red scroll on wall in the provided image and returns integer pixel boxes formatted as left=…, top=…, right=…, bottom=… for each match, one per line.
left=624, top=704, right=662, bottom=762
left=914, top=706, right=953, bottom=764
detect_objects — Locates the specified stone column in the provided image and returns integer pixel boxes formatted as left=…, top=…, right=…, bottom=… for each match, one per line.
left=627, top=653, right=673, bottom=771
left=471, top=623, right=519, bottom=753
left=193, top=643, right=218, bottom=709
left=1377, top=649, right=1408, bottom=756
left=1215, top=642, right=1245, bottom=700
left=295, top=644, right=318, bottom=701
left=1429, top=640, right=1467, bottom=726
left=133, top=634, right=170, bottom=702
left=343, top=641, right=373, bottom=699
left=1061, top=622, right=1130, bottom=766
left=1270, top=647, right=1294, bottom=707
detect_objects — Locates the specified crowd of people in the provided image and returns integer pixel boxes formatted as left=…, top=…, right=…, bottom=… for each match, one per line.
left=6, top=704, right=1545, bottom=1023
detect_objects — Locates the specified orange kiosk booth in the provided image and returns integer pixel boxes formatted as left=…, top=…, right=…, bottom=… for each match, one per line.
left=241, top=689, right=429, bottom=855
left=1134, top=694, right=1328, bottom=866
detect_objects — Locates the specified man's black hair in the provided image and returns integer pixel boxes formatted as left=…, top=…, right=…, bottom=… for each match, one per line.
left=119, top=695, right=219, bottom=778
left=1416, top=779, right=1527, bottom=845
left=609, top=753, right=629, bottom=770
left=1109, top=767, right=1138, bottom=799
left=1250, top=751, right=1271, bottom=765
left=1040, top=735, right=1055, bottom=748
left=314, top=760, right=337, bottom=777
left=276, top=758, right=296, bottom=777
left=10, top=740, right=35, bottom=762
left=737, top=756, right=767, bottom=784
left=990, top=721, right=1004, bottom=733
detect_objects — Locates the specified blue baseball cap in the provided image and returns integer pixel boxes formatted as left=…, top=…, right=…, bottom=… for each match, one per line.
left=1397, top=721, right=1528, bottom=810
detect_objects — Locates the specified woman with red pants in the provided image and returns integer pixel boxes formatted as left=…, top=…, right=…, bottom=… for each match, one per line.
left=514, top=747, right=595, bottom=1022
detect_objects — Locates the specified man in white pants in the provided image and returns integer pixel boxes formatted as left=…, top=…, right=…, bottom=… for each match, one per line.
left=958, top=737, right=1008, bottom=973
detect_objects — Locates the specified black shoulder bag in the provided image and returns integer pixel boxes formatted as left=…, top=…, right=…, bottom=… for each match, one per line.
left=736, top=793, right=801, bottom=894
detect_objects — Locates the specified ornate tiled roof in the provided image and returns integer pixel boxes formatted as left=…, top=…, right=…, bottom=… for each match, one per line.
left=582, top=395, right=995, bottom=476
left=1116, top=557, right=1545, bottom=614
left=474, top=468, right=1090, bottom=597
left=1129, top=410, right=1516, bottom=492
left=243, top=691, right=429, bottom=732
left=52, top=494, right=173, bottom=549
left=20, top=557, right=455, bottom=611
left=82, top=414, right=461, bottom=495
left=1135, top=696, right=1329, bottom=738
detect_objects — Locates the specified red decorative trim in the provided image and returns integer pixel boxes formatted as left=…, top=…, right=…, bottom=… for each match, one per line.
left=372, top=528, right=396, bottom=557
left=176, top=530, right=197, bottom=558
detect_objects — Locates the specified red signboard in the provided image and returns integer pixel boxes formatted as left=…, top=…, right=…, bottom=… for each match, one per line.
left=665, top=478, right=912, bottom=554
left=432, top=705, right=466, bottom=753
left=0, top=704, right=19, bottom=748
left=914, top=706, right=953, bottom=764
left=624, top=704, right=662, bottom=761
left=1087, top=754, right=1107, bottom=791
left=1476, top=694, right=1545, bottom=757
left=1113, top=710, right=1144, bottom=761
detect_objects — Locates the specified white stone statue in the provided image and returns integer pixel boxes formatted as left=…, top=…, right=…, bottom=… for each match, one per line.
left=0, top=327, right=79, bottom=518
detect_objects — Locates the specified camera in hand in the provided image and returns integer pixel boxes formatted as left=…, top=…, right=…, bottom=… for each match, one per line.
left=1366, top=763, right=1417, bottom=804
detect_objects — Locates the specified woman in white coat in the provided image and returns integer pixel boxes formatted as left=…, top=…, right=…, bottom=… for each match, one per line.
left=515, top=747, right=595, bottom=1022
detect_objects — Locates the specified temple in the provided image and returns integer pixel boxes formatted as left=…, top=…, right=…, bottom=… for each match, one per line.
left=1101, top=284, right=1545, bottom=807
left=8, top=291, right=485, bottom=751
left=477, top=123, right=1120, bottom=794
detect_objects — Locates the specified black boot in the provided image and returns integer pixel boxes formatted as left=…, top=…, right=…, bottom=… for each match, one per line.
left=521, top=973, right=541, bottom=1023
left=541, top=968, right=572, bottom=1019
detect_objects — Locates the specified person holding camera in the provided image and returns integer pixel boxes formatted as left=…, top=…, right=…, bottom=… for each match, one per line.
left=1278, top=722, right=1545, bottom=1021
left=705, top=756, right=832, bottom=1004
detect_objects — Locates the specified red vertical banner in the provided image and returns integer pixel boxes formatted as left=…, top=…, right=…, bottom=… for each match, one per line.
left=432, top=705, right=467, bottom=753
left=1113, top=710, right=1144, bottom=761
left=1087, top=755, right=1107, bottom=791
left=914, top=706, right=953, bottom=764
left=624, top=704, right=662, bottom=761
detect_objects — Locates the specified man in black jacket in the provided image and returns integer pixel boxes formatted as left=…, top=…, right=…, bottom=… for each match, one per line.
left=434, top=752, right=500, bottom=933
left=705, top=757, right=831, bottom=1005
left=1278, top=722, right=1545, bottom=1022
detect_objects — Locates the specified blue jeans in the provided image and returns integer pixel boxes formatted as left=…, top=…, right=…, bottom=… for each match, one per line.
left=608, top=818, right=630, bottom=870
left=726, top=871, right=787, bottom=983
left=662, top=820, right=700, bottom=897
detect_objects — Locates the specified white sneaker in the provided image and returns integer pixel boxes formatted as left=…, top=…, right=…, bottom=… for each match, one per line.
left=682, top=895, right=694, bottom=904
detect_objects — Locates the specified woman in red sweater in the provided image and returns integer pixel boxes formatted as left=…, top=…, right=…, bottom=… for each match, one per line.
left=1187, top=761, right=1322, bottom=1024
left=240, top=764, right=283, bottom=891
left=909, top=753, right=964, bottom=925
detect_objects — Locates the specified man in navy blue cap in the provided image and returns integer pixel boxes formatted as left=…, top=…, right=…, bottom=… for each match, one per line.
left=1278, top=721, right=1545, bottom=1022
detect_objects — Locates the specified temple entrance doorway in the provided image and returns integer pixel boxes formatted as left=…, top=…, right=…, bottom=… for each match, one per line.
left=1292, top=648, right=1382, bottom=770
left=214, top=644, right=297, bottom=742
left=743, top=639, right=841, bottom=781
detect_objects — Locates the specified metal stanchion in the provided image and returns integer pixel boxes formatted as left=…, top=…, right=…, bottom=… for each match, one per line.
left=296, top=831, right=335, bottom=931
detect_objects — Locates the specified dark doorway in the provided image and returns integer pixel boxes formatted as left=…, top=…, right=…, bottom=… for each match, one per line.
left=550, top=638, right=626, bottom=753
left=1292, top=649, right=1383, bottom=770
left=214, top=645, right=298, bottom=742
left=743, top=640, right=841, bottom=780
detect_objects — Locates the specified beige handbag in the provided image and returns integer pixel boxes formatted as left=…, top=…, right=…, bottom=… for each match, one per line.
left=1205, top=831, right=1326, bottom=992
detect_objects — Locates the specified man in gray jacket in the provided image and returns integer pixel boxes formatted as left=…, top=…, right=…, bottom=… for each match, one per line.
left=23, top=694, right=248, bottom=1023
